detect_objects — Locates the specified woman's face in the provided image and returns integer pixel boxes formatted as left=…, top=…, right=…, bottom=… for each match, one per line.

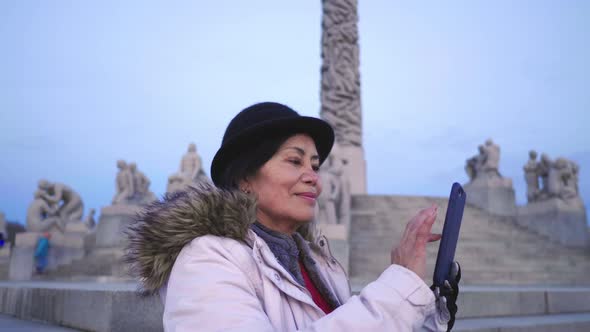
left=245, top=134, right=322, bottom=233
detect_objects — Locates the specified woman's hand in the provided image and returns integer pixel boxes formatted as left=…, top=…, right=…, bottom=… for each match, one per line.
left=390, top=205, right=441, bottom=279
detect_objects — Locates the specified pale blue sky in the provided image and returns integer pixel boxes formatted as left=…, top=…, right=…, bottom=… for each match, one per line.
left=1, top=1, right=589, bottom=224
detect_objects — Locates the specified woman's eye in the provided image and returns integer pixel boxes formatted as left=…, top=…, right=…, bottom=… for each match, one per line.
left=312, top=165, right=320, bottom=172
left=288, top=159, right=302, bottom=165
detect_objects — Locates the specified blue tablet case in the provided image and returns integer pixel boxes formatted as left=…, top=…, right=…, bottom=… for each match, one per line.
left=433, top=182, right=466, bottom=287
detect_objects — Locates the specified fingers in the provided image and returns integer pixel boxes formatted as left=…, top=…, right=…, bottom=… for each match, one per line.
left=428, top=233, right=442, bottom=242
left=444, top=280, right=452, bottom=290
left=450, top=261, right=462, bottom=283
left=407, top=205, right=438, bottom=235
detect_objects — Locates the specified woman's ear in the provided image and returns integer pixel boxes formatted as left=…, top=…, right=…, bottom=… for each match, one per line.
left=239, top=179, right=251, bottom=194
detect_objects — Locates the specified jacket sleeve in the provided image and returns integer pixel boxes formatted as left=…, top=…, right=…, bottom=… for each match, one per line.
left=309, top=265, right=447, bottom=332
left=163, top=236, right=447, bottom=332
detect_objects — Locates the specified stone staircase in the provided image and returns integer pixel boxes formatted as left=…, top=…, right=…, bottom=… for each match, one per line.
left=349, top=194, right=590, bottom=286
left=36, top=250, right=130, bottom=281
left=348, top=194, right=590, bottom=331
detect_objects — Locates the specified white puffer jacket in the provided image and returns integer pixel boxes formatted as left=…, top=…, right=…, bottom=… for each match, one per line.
left=125, top=183, right=448, bottom=332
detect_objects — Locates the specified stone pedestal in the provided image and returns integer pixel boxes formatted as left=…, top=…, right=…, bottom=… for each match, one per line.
left=8, top=231, right=86, bottom=280
left=340, top=145, right=367, bottom=195
left=9, top=233, right=41, bottom=280
left=464, top=176, right=517, bottom=216
left=0, top=244, right=11, bottom=271
left=95, top=205, right=142, bottom=249
left=517, top=198, right=588, bottom=248
left=318, top=224, right=350, bottom=273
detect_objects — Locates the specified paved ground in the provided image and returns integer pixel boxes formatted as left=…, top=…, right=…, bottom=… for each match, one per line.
left=0, top=280, right=137, bottom=291
left=455, top=312, right=590, bottom=331
left=0, top=314, right=80, bottom=331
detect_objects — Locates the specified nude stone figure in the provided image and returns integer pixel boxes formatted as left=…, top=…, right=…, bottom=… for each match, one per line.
left=129, top=162, right=157, bottom=203
left=554, top=158, right=578, bottom=200
left=317, top=144, right=351, bottom=225
left=318, top=162, right=340, bottom=225
left=167, top=143, right=209, bottom=193
left=523, top=150, right=540, bottom=202
left=26, top=190, right=63, bottom=232
left=465, top=145, right=485, bottom=181
left=83, top=208, right=96, bottom=229
left=481, top=139, right=501, bottom=177
left=113, top=160, right=135, bottom=204
left=38, top=179, right=84, bottom=222
left=181, top=143, right=202, bottom=181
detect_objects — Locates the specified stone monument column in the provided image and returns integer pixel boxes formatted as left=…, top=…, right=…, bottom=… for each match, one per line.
left=320, top=0, right=367, bottom=195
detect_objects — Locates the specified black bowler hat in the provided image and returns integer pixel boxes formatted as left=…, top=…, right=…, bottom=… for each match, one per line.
left=211, top=102, right=335, bottom=186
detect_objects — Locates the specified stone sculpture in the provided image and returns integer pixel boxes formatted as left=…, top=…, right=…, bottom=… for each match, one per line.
left=523, top=150, right=540, bottom=202
left=465, top=139, right=503, bottom=181
left=526, top=152, right=581, bottom=202
left=465, top=145, right=485, bottom=181
left=129, top=162, right=157, bottom=203
left=26, top=190, right=63, bottom=232
left=463, top=139, right=516, bottom=216
left=112, top=160, right=135, bottom=204
left=113, top=160, right=156, bottom=205
left=320, top=0, right=362, bottom=147
left=83, top=208, right=96, bottom=229
left=319, top=0, right=367, bottom=195
left=95, top=160, right=156, bottom=251
left=37, top=179, right=84, bottom=222
left=26, top=179, right=86, bottom=234
left=167, top=143, right=210, bottom=193
left=519, top=152, right=586, bottom=248
left=318, top=166, right=340, bottom=225
left=317, top=144, right=351, bottom=226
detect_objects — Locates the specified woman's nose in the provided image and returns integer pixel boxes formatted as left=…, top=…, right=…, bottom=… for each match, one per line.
left=302, top=169, right=319, bottom=185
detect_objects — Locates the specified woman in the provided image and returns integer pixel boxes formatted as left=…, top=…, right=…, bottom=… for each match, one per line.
left=126, top=102, right=460, bottom=331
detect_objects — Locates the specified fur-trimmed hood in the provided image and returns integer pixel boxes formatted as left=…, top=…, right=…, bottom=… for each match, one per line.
left=125, top=182, right=318, bottom=294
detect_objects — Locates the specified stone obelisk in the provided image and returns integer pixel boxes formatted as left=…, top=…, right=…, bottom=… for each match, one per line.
left=320, top=0, right=367, bottom=194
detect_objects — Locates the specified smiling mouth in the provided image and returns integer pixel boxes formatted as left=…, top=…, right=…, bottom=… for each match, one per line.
left=297, top=193, right=317, bottom=203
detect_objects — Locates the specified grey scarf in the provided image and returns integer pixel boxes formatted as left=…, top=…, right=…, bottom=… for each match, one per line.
left=251, top=222, right=305, bottom=285
left=250, top=222, right=342, bottom=309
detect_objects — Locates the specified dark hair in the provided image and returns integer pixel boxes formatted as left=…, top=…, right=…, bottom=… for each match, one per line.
left=216, top=132, right=294, bottom=190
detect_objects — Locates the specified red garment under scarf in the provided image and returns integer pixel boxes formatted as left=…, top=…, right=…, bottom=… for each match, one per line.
left=299, top=260, right=334, bottom=314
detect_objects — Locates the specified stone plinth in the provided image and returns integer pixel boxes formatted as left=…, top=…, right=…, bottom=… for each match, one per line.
left=9, top=233, right=41, bottom=280
left=0, top=281, right=163, bottom=332
left=518, top=198, right=588, bottom=248
left=339, top=145, right=367, bottom=195
left=318, top=224, right=350, bottom=273
left=0, top=245, right=10, bottom=263
left=8, top=231, right=86, bottom=280
left=95, top=205, right=142, bottom=249
left=463, top=176, right=517, bottom=216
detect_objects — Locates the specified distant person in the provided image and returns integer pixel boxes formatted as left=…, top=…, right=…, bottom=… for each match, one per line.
left=0, top=233, right=5, bottom=248
left=127, top=102, right=461, bottom=331
left=34, top=232, right=51, bottom=274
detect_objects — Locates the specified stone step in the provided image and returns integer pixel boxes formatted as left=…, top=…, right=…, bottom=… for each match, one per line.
left=444, top=255, right=590, bottom=267
left=354, top=285, right=590, bottom=318
left=0, top=313, right=81, bottom=331
left=457, top=272, right=590, bottom=285
left=349, top=195, right=590, bottom=285
left=454, top=313, right=590, bottom=332
left=0, top=281, right=161, bottom=332
left=42, top=252, right=128, bottom=279
left=2, top=282, right=590, bottom=331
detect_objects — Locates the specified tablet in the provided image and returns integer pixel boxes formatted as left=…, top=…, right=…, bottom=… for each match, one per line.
left=433, top=182, right=466, bottom=287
